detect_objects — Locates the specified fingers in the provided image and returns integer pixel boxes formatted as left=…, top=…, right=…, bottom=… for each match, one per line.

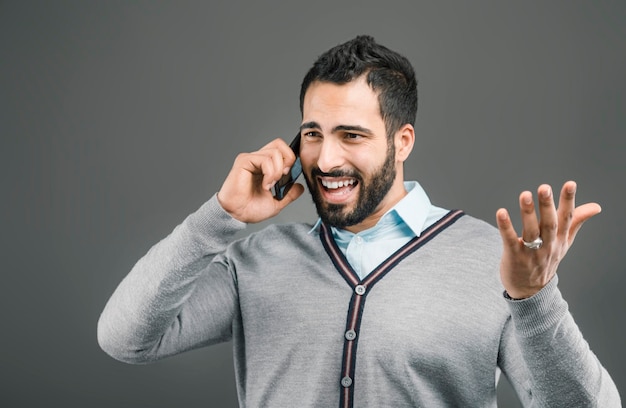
left=556, top=181, right=576, bottom=241
left=518, top=184, right=557, bottom=250
left=556, top=181, right=600, bottom=241
left=519, top=190, right=540, bottom=243
left=238, top=138, right=297, bottom=191
left=262, top=137, right=298, bottom=167
left=502, top=181, right=601, bottom=250
left=536, top=184, right=558, bottom=245
left=258, top=148, right=288, bottom=191
left=496, top=208, right=521, bottom=250
left=218, top=137, right=302, bottom=223
left=516, top=184, right=561, bottom=248
left=497, top=181, right=601, bottom=298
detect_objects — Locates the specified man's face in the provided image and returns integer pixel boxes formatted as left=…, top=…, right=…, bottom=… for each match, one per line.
left=299, top=77, right=406, bottom=232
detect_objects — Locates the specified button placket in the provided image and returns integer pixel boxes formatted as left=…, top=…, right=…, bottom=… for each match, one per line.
left=318, top=211, right=466, bottom=408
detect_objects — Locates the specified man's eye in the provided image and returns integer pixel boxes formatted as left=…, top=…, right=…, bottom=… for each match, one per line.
left=346, top=133, right=361, bottom=139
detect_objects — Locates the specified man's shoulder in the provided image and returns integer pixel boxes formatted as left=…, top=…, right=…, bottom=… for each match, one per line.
left=259, top=221, right=318, bottom=239
left=220, top=221, right=328, bottom=270
left=231, top=221, right=321, bottom=251
left=435, top=212, right=502, bottom=254
left=455, top=213, right=499, bottom=234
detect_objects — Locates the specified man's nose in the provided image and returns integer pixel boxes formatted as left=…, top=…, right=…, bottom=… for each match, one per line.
left=316, top=138, right=345, bottom=174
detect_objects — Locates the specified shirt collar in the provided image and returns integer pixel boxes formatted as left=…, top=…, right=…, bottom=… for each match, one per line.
left=309, top=181, right=433, bottom=237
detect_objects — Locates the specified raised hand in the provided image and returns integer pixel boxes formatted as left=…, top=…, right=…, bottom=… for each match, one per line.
left=495, top=181, right=602, bottom=299
left=217, top=138, right=304, bottom=223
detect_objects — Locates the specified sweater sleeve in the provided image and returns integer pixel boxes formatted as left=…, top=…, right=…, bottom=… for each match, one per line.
left=97, top=194, right=247, bottom=364
left=498, top=275, right=621, bottom=407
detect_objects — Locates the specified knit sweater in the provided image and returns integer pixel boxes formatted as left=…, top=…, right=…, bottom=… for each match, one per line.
left=98, top=195, right=620, bottom=407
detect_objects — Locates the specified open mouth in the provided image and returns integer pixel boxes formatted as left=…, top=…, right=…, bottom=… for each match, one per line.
left=317, top=176, right=359, bottom=202
left=320, top=177, right=356, bottom=189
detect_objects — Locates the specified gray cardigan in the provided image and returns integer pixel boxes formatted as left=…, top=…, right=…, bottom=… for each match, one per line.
left=98, top=195, right=620, bottom=407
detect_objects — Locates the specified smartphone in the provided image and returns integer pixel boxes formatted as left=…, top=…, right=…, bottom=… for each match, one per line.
left=272, top=133, right=302, bottom=200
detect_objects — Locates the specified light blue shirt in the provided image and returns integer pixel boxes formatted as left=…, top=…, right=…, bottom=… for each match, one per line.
left=312, top=181, right=449, bottom=279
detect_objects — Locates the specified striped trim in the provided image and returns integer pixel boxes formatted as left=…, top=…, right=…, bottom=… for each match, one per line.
left=319, top=210, right=464, bottom=408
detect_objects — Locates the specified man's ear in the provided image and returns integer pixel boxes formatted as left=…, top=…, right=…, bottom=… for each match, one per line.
left=395, top=124, right=415, bottom=163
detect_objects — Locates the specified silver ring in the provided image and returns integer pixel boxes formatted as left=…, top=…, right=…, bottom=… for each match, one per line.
left=522, top=236, right=543, bottom=250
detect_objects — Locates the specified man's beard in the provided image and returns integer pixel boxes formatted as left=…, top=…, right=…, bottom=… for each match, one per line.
left=305, top=144, right=396, bottom=229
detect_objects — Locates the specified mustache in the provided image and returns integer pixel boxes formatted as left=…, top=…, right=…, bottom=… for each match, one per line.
left=310, top=167, right=362, bottom=181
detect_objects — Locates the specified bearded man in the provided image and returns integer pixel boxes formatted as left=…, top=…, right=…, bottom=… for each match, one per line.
left=98, top=35, right=620, bottom=407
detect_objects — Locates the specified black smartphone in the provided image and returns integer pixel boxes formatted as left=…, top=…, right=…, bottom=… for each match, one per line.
left=272, top=133, right=302, bottom=200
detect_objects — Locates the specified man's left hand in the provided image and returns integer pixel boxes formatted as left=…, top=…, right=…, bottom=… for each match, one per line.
left=495, top=181, right=602, bottom=299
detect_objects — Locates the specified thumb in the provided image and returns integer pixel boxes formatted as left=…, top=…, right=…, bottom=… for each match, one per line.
left=568, top=202, right=601, bottom=246
left=275, top=183, right=305, bottom=210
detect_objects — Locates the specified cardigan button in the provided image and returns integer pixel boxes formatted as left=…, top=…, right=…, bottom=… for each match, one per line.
left=345, top=330, right=357, bottom=341
left=341, top=376, right=353, bottom=388
left=355, top=285, right=366, bottom=295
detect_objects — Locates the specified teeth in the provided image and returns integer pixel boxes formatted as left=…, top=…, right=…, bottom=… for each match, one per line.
left=321, top=179, right=355, bottom=189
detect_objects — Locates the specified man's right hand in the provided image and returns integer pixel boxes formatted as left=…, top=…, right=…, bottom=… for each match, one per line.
left=216, top=138, right=305, bottom=223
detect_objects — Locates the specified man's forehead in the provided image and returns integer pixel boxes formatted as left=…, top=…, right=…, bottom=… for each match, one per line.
left=304, top=76, right=376, bottom=98
left=301, top=80, right=382, bottom=125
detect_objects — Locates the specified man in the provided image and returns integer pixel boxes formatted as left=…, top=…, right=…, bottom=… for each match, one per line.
left=98, top=35, right=620, bottom=407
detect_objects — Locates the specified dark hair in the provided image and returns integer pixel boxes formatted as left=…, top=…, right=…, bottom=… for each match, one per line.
left=299, top=35, right=418, bottom=138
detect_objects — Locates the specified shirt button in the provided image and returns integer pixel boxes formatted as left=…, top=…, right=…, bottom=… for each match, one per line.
left=345, top=330, right=357, bottom=341
left=341, top=376, right=353, bottom=388
left=355, top=285, right=366, bottom=295
left=355, top=236, right=363, bottom=244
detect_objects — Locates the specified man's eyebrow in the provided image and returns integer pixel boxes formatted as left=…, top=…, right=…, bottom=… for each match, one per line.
left=300, top=121, right=320, bottom=131
left=299, top=122, right=374, bottom=135
left=332, top=125, right=374, bottom=135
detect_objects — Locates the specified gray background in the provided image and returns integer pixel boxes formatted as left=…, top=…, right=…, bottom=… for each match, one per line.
left=1, top=1, right=624, bottom=406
